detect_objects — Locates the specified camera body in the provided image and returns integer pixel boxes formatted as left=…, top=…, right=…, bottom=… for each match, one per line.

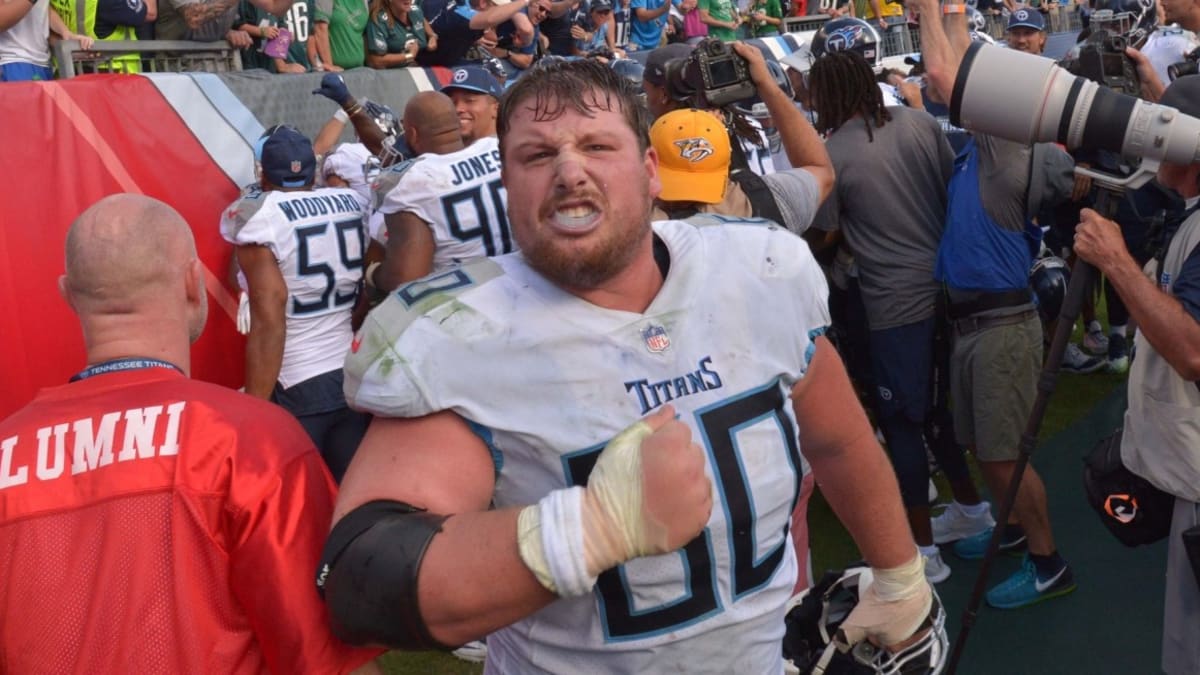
left=1059, top=29, right=1142, bottom=98
left=665, top=38, right=756, bottom=108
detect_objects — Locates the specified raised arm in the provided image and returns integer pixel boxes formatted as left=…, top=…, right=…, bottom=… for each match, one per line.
left=911, top=0, right=967, bottom=103
left=732, top=42, right=834, bottom=202
left=469, top=0, right=534, bottom=30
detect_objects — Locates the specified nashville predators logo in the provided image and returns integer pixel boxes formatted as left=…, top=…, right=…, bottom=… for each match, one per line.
left=673, top=137, right=715, bottom=163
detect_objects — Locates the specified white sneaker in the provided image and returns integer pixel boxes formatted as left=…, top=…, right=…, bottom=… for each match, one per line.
left=931, top=501, right=995, bottom=544
left=923, top=549, right=951, bottom=584
left=1061, top=342, right=1106, bottom=374
left=452, top=640, right=487, bottom=663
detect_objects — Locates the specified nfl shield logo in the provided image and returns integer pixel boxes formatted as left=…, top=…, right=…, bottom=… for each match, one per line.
left=290, top=160, right=302, bottom=173
left=642, top=324, right=670, bottom=353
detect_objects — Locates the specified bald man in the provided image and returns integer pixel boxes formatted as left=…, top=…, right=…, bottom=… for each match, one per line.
left=0, top=194, right=381, bottom=675
left=367, top=91, right=517, bottom=293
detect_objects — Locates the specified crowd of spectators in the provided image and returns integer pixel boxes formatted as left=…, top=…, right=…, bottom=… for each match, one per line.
left=1, top=0, right=1091, bottom=79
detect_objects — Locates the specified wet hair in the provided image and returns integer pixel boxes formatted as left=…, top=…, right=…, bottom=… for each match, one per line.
left=808, top=50, right=892, bottom=140
left=497, top=58, right=652, bottom=158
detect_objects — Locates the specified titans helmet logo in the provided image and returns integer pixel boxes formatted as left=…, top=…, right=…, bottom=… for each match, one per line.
left=673, top=137, right=715, bottom=162
left=826, top=25, right=864, bottom=52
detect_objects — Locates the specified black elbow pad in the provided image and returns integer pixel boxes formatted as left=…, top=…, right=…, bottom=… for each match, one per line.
left=316, top=500, right=450, bottom=650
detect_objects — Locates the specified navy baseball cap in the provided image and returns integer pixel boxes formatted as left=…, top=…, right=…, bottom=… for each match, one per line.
left=441, top=66, right=503, bottom=99
left=257, top=125, right=315, bottom=188
left=1007, top=7, right=1044, bottom=31
left=643, top=43, right=693, bottom=87
left=590, top=0, right=613, bottom=11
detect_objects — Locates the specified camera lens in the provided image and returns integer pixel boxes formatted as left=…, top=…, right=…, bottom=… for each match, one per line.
left=1169, top=60, right=1199, bottom=82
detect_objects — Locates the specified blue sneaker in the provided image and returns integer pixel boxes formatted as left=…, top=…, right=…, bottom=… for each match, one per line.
left=986, top=556, right=1077, bottom=609
left=952, top=526, right=1028, bottom=560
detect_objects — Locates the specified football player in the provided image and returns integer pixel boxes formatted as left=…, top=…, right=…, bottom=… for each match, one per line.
left=321, top=59, right=936, bottom=673
left=366, top=91, right=515, bottom=293
left=221, top=125, right=370, bottom=482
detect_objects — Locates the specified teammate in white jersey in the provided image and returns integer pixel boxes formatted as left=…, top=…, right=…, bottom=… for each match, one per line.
left=319, top=60, right=938, bottom=673
left=221, top=125, right=370, bottom=481
left=366, top=91, right=515, bottom=293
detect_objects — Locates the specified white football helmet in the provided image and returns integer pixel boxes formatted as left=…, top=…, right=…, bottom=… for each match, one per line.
left=783, top=566, right=948, bottom=675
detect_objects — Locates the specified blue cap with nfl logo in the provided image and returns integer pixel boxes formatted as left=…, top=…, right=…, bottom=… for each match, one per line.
left=257, top=125, right=315, bottom=188
left=441, top=66, right=503, bottom=99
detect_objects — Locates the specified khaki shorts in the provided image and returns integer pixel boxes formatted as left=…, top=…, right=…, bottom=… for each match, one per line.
left=950, top=312, right=1041, bottom=462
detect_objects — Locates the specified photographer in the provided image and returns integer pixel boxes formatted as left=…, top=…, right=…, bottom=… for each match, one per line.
left=650, top=41, right=833, bottom=228
left=915, top=0, right=1079, bottom=609
left=1073, top=75, right=1200, bottom=675
left=642, top=41, right=777, bottom=175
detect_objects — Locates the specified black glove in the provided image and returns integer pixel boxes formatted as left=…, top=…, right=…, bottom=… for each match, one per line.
left=312, top=72, right=351, bottom=105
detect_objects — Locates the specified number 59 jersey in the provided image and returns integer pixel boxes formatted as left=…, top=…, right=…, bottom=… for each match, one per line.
left=221, top=187, right=368, bottom=388
left=346, top=219, right=831, bottom=674
left=372, top=136, right=516, bottom=271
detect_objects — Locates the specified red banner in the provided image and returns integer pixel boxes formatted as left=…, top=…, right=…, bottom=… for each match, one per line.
left=0, top=75, right=244, bottom=420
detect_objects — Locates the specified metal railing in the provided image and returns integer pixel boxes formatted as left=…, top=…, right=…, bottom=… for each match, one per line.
left=53, top=39, right=242, bottom=78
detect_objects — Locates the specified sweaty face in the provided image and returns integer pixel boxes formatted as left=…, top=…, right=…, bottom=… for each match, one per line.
left=447, top=89, right=498, bottom=143
left=1006, top=26, right=1046, bottom=54
left=502, top=93, right=661, bottom=290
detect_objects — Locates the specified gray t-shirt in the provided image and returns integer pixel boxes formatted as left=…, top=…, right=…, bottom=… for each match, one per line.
left=764, top=168, right=821, bottom=236
left=812, top=105, right=955, bottom=330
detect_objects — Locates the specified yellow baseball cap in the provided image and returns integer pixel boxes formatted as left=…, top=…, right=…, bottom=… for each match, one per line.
left=650, top=109, right=731, bottom=205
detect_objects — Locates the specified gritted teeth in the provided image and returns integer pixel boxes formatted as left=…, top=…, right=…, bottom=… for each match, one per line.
left=556, top=203, right=597, bottom=218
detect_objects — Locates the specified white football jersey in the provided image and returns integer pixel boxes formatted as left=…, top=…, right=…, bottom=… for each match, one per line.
left=1141, top=25, right=1200, bottom=86
left=323, top=142, right=387, bottom=243
left=222, top=187, right=368, bottom=388
left=372, top=136, right=516, bottom=271
left=346, top=219, right=829, bottom=675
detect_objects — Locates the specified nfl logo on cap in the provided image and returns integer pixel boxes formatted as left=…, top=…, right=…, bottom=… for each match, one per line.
left=642, top=324, right=670, bottom=353
left=290, top=160, right=302, bottom=173
left=454, top=68, right=469, bottom=83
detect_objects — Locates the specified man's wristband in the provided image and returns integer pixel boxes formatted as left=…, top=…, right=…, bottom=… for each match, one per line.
left=364, top=260, right=383, bottom=290
left=333, top=108, right=350, bottom=123
left=942, top=3, right=966, bottom=13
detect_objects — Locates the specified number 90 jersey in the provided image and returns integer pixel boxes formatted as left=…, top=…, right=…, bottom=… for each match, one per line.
left=372, top=136, right=517, bottom=271
left=346, top=219, right=830, bottom=674
left=222, top=186, right=368, bottom=388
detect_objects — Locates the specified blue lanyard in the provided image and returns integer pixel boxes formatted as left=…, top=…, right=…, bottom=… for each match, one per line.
left=70, top=357, right=183, bottom=383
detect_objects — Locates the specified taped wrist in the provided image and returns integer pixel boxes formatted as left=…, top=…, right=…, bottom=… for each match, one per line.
left=871, top=551, right=926, bottom=602
left=517, top=486, right=597, bottom=597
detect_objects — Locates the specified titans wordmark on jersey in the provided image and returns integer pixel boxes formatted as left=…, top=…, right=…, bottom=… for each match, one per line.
left=372, top=136, right=515, bottom=272
left=221, top=187, right=368, bottom=388
left=346, top=219, right=830, bottom=674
